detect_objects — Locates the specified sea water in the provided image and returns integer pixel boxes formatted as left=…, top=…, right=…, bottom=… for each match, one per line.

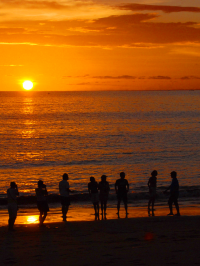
left=0, top=90, right=200, bottom=209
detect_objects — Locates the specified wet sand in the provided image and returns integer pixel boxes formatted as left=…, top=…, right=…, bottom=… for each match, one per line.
left=0, top=202, right=200, bottom=226
left=0, top=214, right=200, bottom=266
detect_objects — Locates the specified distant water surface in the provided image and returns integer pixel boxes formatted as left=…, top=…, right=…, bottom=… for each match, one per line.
left=0, top=90, right=200, bottom=201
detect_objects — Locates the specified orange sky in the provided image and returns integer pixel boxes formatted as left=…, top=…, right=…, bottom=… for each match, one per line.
left=0, top=0, right=200, bottom=91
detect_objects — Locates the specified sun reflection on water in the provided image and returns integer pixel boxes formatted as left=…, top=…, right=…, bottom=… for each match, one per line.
left=21, top=98, right=36, bottom=138
left=26, top=216, right=38, bottom=224
left=23, top=98, right=34, bottom=114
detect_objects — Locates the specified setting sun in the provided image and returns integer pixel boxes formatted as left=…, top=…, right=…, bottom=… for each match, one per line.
left=23, top=80, right=33, bottom=90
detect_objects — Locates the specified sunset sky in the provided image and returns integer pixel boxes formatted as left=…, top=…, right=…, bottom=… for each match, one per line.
left=1, top=0, right=200, bottom=91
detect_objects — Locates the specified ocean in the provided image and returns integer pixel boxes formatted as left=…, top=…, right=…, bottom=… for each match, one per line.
left=0, top=90, right=200, bottom=210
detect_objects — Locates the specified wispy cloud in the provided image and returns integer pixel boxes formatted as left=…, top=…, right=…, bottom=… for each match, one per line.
left=89, top=13, right=158, bottom=26
left=1, top=15, right=199, bottom=47
left=0, top=0, right=83, bottom=10
left=117, top=3, right=200, bottom=13
left=149, top=76, right=171, bottom=79
left=0, top=1, right=120, bottom=21
left=58, top=74, right=200, bottom=81
left=93, top=75, right=136, bottom=79
left=0, top=2, right=200, bottom=48
left=76, top=82, right=93, bottom=85
left=180, top=76, right=200, bottom=80
left=0, top=27, right=26, bottom=34
left=171, top=46, right=200, bottom=57
left=62, top=76, right=73, bottom=78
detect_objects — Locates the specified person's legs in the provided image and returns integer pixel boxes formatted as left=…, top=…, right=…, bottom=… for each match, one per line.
left=152, top=197, right=155, bottom=210
left=93, top=203, right=96, bottom=213
left=8, top=215, right=16, bottom=230
left=39, top=211, right=43, bottom=224
left=94, top=203, right=99, bottom=219
left=117, top=200, right=120, bottom=214
left=42, top=211, right=47, bottom=222
left=8, top=217, right=11, bottom=229
left=117, top=193, right=121, bottom=214
left=61, top=197, right=70, bottom=221
left=8, top=208, right=13, bottom=230
left=8, top=205, right=17, bottom=231
left=62, top=205, right=66, bottom=219
left=148, top=198, right=152, bottom=210
left=96, top=203, right=99, bottom=216
left=168, top=196, right=173, bottom=215
left=104, top=201, right=107, bottom=214
left=123, top=194, right=128, bottom=215
left=62, top=205, right=69, bottom=221
left=124, top=202, right=128, bottom=215
left=100, top=201, right=104, bottom=214
left=66, top=205, right=69, bottom=216
left=174, top=197, right=180, bottom=215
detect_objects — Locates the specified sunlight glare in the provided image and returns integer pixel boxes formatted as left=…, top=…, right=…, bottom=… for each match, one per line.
left=23, top=80, right=33, bottom=90
left=26, top=216, right=38, bottom=224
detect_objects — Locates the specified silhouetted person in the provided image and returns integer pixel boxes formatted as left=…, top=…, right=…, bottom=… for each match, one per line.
left=59, top=173, right=71, bottom=222
left=99, top=175, right=110, bottom=218
left=148, top=170, right=158, bottom=213
left=88, top=176, right=99, bottom=219
left=7, top=182, right=19, bottom=231
left=115, top=172, right=129, bottom=217
left=164, top=171, right=180, bottom=216
left=35, top=180, right=49, bottom=226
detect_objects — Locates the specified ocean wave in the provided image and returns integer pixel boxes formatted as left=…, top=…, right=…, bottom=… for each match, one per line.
left=1, top=186, right=200, bottom=206
left=0, top=159, right=102, bottom=170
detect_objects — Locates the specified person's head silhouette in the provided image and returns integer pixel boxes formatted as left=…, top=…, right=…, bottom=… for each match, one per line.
left=120, top=172, right=125, bottom=179
left=10, top=182, right=17, bottom=188
left=90, top=176, right=95, bottom=182
left=151, top=170, right=158, bottom=177
left=101, top=175, right=107, bottom=182
left=63, top=173, right=68, bottom=180
left=171, top=171, right=177, bottom=178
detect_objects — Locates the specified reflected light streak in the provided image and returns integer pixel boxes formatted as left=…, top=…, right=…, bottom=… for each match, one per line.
left=21, top=98, right=36, bottom=138
left=23, top=98, right=34, bottom=114
left=26, top=216, right=38, bottom=224
left=21, top=129, right=35, bottom=138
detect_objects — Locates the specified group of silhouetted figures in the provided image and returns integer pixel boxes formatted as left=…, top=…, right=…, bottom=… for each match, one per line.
left=7, top=171, right=180, bottom=231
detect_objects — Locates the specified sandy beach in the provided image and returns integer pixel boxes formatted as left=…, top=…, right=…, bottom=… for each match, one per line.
left=1, top=213, right=200, bottom=266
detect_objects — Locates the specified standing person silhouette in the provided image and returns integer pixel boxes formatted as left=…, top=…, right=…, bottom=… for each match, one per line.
left=115, top=172, right=129, bottom=218
left=35, top=180, right=49, bottom=226
left=7, top=182, right=19, bottom=231
left=99, top=175, right=110, bottom=218
left=59, top=173, right=70, bottom=222
left=148, top=170, right=158, bottom=214
left=88, top=176, right=99, bottom=219
left=164, top=171, right=180, bottom=216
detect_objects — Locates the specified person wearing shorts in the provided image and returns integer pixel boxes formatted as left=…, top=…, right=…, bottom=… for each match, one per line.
left=148, top=170, right=158, bottom=213
left=115, top=172, right=129, bottom=217
left=164, top=171, right=180, bottom=216
left=88, top=176, right=99, bottom=219
left=35, top=180, right=49, bottom=226
left=59, top=173, right=70, bottom=222
left=7, top=182, right=19, bottom=231
left=99, top=175, right=110, bottom=218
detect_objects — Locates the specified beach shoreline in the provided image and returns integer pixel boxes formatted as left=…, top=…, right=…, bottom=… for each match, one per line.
left=0, top=201, right=200, bottom=227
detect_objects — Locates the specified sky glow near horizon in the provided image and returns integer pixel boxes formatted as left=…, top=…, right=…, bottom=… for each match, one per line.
left=0, top=0, right=200, bottom=91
